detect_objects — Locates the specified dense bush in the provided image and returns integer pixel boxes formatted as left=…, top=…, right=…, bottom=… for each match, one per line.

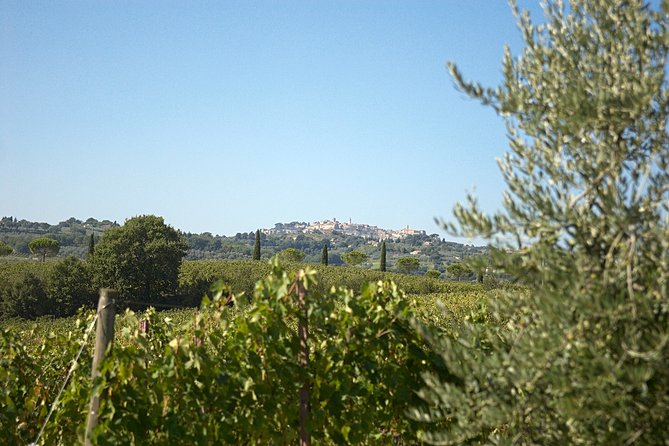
left=0, top=262, right=52, bottom=319
left=0, top=272, right=48, bottom=319
left=45, top=257, right=96, bottom=316
left=0, top=258, right=96, bottom=319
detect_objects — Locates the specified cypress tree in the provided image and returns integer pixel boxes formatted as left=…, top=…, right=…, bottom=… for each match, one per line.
left=380, top=240, right=386, bottom=272
left=253, top=229, right=261, bottom=260
left=88, top=233, right=95, bottom=258
left=321, top=245, right=328, bottom=266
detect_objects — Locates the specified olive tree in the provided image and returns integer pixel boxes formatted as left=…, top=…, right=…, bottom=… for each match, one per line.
left=90, top=215, right=188, bottom=303
left=414, top=1, right=669, bottom=444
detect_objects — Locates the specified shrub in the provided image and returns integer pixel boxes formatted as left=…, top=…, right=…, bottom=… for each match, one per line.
left=45, top=257, right=95, bottom=317
left=0, top=272, right=48, bottom=319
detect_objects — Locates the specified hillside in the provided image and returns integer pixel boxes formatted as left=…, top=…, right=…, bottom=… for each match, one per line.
left=0, top=216, right=485, bottom=274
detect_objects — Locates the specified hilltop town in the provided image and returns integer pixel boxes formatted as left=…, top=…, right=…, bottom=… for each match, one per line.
left=263, top=218, right=426, bottom=241
left=0, top=216, right=486, bottom=273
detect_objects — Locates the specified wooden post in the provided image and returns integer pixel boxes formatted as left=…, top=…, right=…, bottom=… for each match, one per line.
left=85, top=289, right=116, bottom=446
left=296, top=278, right=310, bottom=446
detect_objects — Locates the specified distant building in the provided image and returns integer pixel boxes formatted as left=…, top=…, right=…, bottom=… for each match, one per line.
left=266, top=218, right=427, bottom=240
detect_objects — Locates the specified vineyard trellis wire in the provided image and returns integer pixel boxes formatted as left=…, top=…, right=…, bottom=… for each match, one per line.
left=29, top=312, right=99, bottom=446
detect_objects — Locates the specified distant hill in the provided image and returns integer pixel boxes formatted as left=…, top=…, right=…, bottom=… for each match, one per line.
left=0, top=216, right=118, bottom=258
left=0, top=216, right=486, bottom=273
left=263, top=218, right=427, bottom=241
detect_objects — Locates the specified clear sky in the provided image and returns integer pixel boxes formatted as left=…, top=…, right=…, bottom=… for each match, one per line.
left=1, top=1, right=542, bottom=238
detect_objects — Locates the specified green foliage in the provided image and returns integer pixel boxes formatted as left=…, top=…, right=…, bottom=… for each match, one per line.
left=1, top=262, right=464, bottom=444
left=28, top=237, right=60, bottom=262
left=177, top=259, right=487, bottom=301
left=0, top=218, right=116, bottom=259
left=90, top=215, right=188, bottom=304
left=445, top=262, right=472, bottom=281
left=0, top=257, right=497, bottom=442
left=46, top=257, right=95, bottom=316
left=0, top=241, right=13, bottom=256
left=424, top=270, right=441, bottom=279
left=0, top=271, right=48, bottom=319
left=87, top=234, right=95, bottom=258
left=0, top=258, right=437, bottom=319
left=253, top=229, right=261, bottom=260
left=380, top=241, right=387, bottom=272
left=463, top=254, right=488, bottom=283
left=341, top=250, right=367, bottom=267
left=0, top=257, right=96, bottom=319
left=396, top=257, right=420, bottom=274
left=277, top=247, right=305, bottom=263
left=0, top=321, right=90, bottom=444
left=1, top=216, right=487, bottom=266
left=418, top=1, right=669, bottom=444
left=178, top=260, right=272, bottom=302
left=321, top=244, right=328, bottom=266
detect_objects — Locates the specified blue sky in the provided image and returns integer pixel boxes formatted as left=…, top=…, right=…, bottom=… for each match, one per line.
left=1, top=1, right=542, bottom=238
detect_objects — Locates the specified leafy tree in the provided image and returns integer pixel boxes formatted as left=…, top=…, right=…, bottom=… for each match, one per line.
left=46, top=257, right=94, bottom=316
left=380, top=241, right=387, bottom=272
left=321, top=244, right=328, bottom=266
left=424, top=270, right=441, bottom=279
left=277, top=247, right=305, bottom=263
left=87, top=234, right=95, bottom=258
left=342, top=250, right=367, bottom=267
left=0, top=272, right=47, bottom=319
left=90, top=215, right=188, bottom=303
left=446, top=262, right=472, bottom=281
left=253, top=229, right=261, bottom=260
left=416, top=1, right=669, bottom=444
left=0, top=241, right=13, bottom=257
left=28, top=237, right=60, bottom=262
left=396, top=257, right=420, bottom=274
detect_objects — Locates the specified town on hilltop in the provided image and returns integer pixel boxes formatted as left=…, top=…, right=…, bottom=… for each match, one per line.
left=263, top=218, right=426, bottom=241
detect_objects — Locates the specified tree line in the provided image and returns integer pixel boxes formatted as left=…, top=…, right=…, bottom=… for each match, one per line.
left=1, top=214, right=487, bottom=320
left=1, top=216, right=486, bottom=273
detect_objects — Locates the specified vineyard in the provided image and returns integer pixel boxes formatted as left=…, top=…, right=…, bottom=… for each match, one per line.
left=3, top=1, right=668, bottom=443
left=0, top=260, right=494, bottom=444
